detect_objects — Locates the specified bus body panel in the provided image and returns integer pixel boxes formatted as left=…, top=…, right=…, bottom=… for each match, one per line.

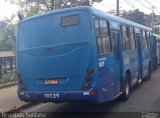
left=110, top=28, right=122, bottom=96
left=123, top=50, right=139, bottom=87
left=142, top=48, right=151, bottom=78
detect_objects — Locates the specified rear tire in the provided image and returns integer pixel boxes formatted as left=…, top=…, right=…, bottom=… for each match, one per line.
left=121, top=74, right=130, bottom=101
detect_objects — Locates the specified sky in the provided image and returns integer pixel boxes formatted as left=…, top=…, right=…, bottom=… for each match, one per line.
left=0, top=0, right=18, bottom=20
left=0, top=0, right=160, bottom=20
left=93, top=0, right=160, bottom=15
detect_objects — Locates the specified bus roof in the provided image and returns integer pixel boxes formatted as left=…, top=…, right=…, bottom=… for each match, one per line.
left=19, top=6, right=91, bottom=23
left=19, top=6, right=151, bottom=31
left=153, top=33, right=160, bottom=38
left=92, top=7, right=151, bottom=31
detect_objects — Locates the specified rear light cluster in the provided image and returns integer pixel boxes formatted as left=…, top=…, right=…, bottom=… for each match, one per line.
left=17, top=72, right=27, bottom=91
left=82, top=68, right=94, bottom=90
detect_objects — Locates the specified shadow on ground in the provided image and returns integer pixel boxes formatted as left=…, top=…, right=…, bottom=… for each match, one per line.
left=45, top=82, right=148, bottom=118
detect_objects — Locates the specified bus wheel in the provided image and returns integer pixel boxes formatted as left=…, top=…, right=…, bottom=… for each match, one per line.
left=121, top=74, right=130, bottom=101
left=145, top=65, right=152, bottom=80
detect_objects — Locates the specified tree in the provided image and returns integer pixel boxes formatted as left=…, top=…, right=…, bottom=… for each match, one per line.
left=6, top=0, right=103, bottom=20
left=7, top=0, right=97, bottom=18
left=27, top=5, right=40, bottom=17
left=0, top=19, right=16, bottom=51
left=122, top=9, right=146, bottom=25
left=153, top=27, right=160, bottom=34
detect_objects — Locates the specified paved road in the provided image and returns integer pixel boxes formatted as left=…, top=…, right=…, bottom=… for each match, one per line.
left=0, top=86, right=27, bottom=112
left=22, top=68, right=160, bottom=113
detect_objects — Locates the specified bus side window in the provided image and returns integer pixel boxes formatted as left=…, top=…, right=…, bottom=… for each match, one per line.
left=129, top=27, right=136, bottom=50
left=95, top=18, right=111, bottom=55
left=99, top=20, right=111, bottom=54
left=95, top=19, right=103, bottom=54
left=141, top=30, right=148, bottom=48
left=146, top=31, right=151, bottom=48
left=122, top=25, right=130, bottom=51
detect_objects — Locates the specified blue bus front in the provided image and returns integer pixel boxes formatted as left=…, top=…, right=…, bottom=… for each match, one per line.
left=16, top=7, right=99, bottom=103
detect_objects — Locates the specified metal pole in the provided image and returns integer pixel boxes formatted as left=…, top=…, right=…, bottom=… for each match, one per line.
left=117, top=0, right=119, bottom=16
left=152, top=6, right=154, bottom=30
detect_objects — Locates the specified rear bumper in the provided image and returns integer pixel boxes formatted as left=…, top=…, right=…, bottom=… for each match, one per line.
left=17, top=88, right=99, bottom=103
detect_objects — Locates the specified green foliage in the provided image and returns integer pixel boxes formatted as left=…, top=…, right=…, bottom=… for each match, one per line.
left=2, top=0, right=101, bottom=52
left=2, top=0, right=103, bottom=52
left=122, top=9, right=160, bottom=34
left=7, top=0, right=93, bottom=16
left=153, top=27, right=160, bottom=34
left=122, top=9, right=146, bottom=25
left=26, top=0, right=91, bottom=11
left=27, top=5, right=40, bottom=17
left=0, top=72, right=17, bottom=85
left=0, top=20, right=16, bottom=51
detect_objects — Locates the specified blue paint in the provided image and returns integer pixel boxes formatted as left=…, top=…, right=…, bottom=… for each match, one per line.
left=17, top=6, right=154, bottom=103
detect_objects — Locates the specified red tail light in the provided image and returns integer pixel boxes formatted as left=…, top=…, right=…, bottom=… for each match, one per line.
left=82, top=68, right=94, bottom=90
left=85, top=75, right=92, bottom=81
left=17, top=72, right=23, bottom=84
left=86, top=68, right=94, bottom=74
left=17, top=75, right=27, bottom=91
left=89, top=91, right=96, bottom=95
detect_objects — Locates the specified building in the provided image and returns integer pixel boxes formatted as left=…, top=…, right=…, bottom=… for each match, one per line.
left=0, top=51, right=15, bottom=58
left=0, top=51, right=15, bottom=78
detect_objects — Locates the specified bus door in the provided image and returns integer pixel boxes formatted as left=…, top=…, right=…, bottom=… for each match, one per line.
left=141, top=31, right=150, bottom=77
left=111, top=30, right=122, bottom=96
left=135, top=33, right=142, bottom=79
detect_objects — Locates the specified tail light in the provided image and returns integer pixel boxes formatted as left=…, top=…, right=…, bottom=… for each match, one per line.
left=16, top=72, right=21, bottom=80
left=85, top=75, right=92, bottom=81
left=86, top=68, right=94, bottom=74
left=19, top=79, right=27, bottom=91
left=89, top=91, right=96, bottom=95
left=83, top=81, right=90, bottom=88
left=83, top=91, right=96, bottom=95
left=82, top=67, right=94, bottom=90
left=16, top=72, right=27, bottom=91
left=18, top=78, right=23, bottom=84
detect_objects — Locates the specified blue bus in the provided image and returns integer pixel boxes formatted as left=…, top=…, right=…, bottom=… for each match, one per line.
left=157, top=36, right=160, bottom=65
left=16, top=6, right=152, bottom=103
left=151, top=34, right=160, bottom=70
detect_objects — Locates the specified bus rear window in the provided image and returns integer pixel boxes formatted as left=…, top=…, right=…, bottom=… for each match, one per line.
left=61, top=15, right=79, bottom=27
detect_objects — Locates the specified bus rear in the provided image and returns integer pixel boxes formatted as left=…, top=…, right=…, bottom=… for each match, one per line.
left=16, top=7, right=98, bottom=103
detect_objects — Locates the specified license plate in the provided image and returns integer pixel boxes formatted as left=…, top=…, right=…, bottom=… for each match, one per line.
left=45, top=80, right=58, bottom=85
left=44, top=93, right=59, bottom=99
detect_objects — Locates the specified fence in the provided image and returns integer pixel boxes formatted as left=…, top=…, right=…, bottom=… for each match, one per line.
left=0, top=53, right=17, bottom=88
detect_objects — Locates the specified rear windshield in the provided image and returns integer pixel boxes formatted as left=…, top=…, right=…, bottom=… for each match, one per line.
left=61, top=15, right=79, bottom=27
